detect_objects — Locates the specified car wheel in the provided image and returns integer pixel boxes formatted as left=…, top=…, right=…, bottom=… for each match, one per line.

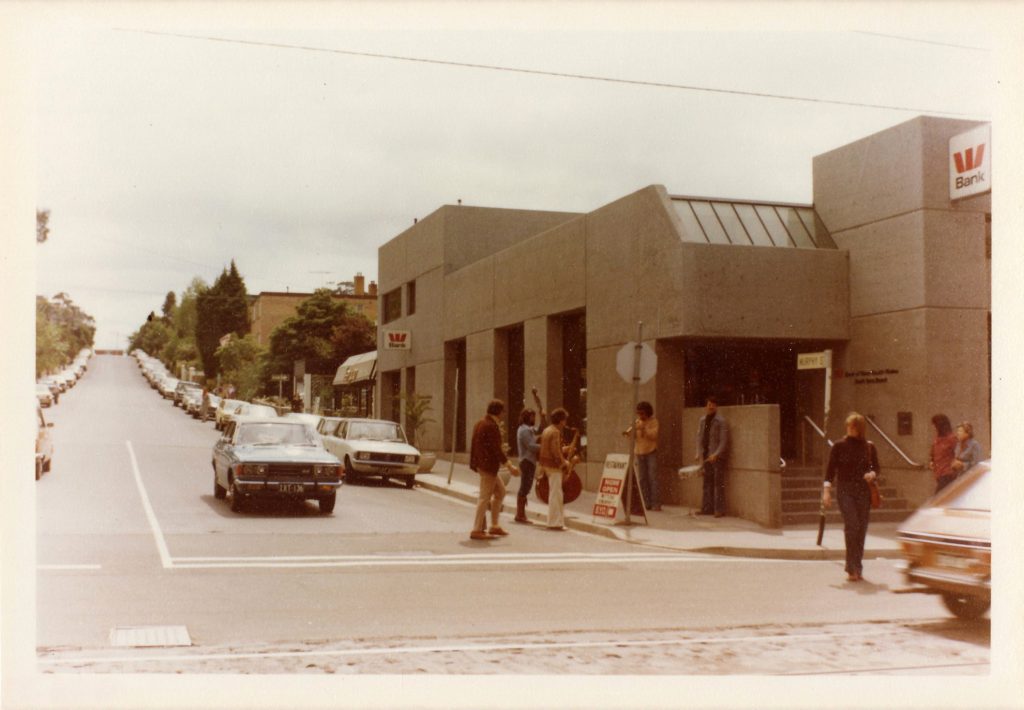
left=230, top=483, right=245, bottom=513
left=318, top=492, right=337, bottom=514
left=214, top=474, right=226, bottom=500
left=43, top=457, right=52, bottom=473
left=382, top=475, right=390, bottom=485
left=344, top=456, right=358, bottom=483
left=404, top=475, right=415, bottom=489
left=941, top=592, right=990, bottom=620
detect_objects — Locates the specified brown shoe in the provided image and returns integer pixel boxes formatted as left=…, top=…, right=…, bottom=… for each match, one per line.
left=469, top=530, right=493, bottom=540
left=513, top=516, right=532, bottom=524
left=488, top=526, right=509, bottom=536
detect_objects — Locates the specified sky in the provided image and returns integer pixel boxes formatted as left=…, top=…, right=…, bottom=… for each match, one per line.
left=22, top=4, right=1002, bottom=351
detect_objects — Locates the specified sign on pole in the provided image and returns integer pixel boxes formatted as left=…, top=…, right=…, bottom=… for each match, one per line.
left=797, top=352, right=828, bottom=370
left=616, top=341, right=656, bottom=384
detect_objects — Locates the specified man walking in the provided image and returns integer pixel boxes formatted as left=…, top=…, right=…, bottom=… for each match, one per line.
left=469, top=399, right=519, bottom=540
left=695, top=396, right=729, bottom=517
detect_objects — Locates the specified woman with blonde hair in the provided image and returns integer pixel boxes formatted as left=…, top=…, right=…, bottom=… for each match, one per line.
left=822, top=413, right=880, bottom=582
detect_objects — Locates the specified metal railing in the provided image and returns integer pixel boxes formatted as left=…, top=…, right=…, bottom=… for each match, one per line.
left=799, top=415, right=833, bottom=465
left=865, top=415, right=923, bottom=467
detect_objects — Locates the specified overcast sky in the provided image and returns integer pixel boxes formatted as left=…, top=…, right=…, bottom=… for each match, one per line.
left=25, top=5, right=1001, bottom=350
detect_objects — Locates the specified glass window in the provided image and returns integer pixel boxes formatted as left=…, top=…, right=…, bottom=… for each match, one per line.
left=406, top=281, right=416, bottom=315
left=754, top=205, right=794, bottom=247
left=734, top=204, right=774, bottom=247
left=711, top=202, right=752, bottom=245
left=671, top=200, right=708, bottom=244
left=382, top=288, right=401, bottom=324
left=690, top=201, right=730, bottom=245
left=795, top=208, right=834, bottom=248
left=776, top=206, right=815, bottom=248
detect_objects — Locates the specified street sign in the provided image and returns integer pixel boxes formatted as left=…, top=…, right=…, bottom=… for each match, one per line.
left=797, top=352, right=828, bottom=370
left=271, top=374, right=289, bottom=382
left=616, top=341, right=657, bottom=384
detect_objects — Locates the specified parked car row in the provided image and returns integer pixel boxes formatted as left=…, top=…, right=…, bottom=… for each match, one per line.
left=35, top=348, right=91, bottom=480
left=131, top=349, right=423, bottom=514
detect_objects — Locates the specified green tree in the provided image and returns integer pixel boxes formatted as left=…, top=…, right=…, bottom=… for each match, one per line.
left=161, top=291, right=177, bottom=320
left=35, top=298, right=68, bottom=377
left=196, top=261, right=249, bottom=378
left=266, top=289, right=375, bottom=377
left=128, top=318, right=173, bottom=358
left=216, top=334, right=266, bottom=400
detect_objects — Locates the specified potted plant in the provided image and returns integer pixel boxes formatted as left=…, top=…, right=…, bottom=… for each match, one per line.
left=397, top=391, right=437, bottom=473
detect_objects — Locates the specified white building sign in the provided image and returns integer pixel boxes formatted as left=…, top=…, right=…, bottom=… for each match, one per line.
left=949, top=124, right=991, bottom=201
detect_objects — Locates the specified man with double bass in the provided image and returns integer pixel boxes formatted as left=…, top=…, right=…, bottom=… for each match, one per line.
left=538, top=408, right=579, bottom=531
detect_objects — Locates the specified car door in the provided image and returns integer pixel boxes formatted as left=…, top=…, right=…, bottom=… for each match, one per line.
left=213, top=421, right=236, bottom=486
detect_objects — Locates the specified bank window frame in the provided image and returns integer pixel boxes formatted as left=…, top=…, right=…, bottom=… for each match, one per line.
left=775, top=206, right=815, bottom=248
left=754, top=205, right=795, bottom=248
left=382, top=287, right=402, bottom=325
left=690, top=201, right=731, bottom=245
left=711, top=202, right=753, bottom=246
left=406, top=280, right=416, bottom=316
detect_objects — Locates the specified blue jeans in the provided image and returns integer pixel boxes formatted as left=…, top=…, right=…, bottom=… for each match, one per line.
left=837, top=485, right=871, bottom=575
left=518, top=459, right=536, bottom=499
left=701, top=458, right=726, bottom=514
left=637, top=451, right=659, bottom=509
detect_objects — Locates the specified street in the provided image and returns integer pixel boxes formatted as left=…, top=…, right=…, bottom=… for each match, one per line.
left=35, top=356, right=989, bottom=677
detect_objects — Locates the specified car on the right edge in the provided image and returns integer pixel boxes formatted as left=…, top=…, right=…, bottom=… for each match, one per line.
left=897, top=460, right=990, bottom=619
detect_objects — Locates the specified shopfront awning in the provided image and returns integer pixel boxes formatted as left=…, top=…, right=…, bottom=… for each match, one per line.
left=333, top=350, right=377, bottom=386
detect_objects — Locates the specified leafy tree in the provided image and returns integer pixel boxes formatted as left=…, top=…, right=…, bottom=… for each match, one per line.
left=36, top=299, right=68, bottom=376
left=128, top=318, right=173, bottom=358
left=36, top=293, right=95, bottom=377
left=36, top=209, right=50, bottom=243
left=161, top=291, right=177, bottom=320
left=266, top=289, right=375, bottom=377
left=216, top=334, right=266, bottom=400
left=196, top=261, right=249, bottom=378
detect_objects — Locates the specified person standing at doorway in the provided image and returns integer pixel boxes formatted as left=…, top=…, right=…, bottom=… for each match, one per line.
left=928, top=414, right=958, bottom=493
left=539, top=408, right=573, bottom=530
left=469, top=399, right=519, bottom=540
left=624, top=401, right=660, bottom=511
left=822, top=412, right=879, bottom=582
left=951, top=421, right=983, bottom=478
left=514, top=408, right=542, bottom=524
left=695, top=396, right=729, bottom=517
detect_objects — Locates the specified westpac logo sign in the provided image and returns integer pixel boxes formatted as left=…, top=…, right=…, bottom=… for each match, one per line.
left=949, top=124, right=991, bottom=200
left=384, top=330, right=411, bottom=350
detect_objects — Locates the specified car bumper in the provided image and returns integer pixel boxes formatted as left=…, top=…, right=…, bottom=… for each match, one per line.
left=234, top=479, right=342, bottom=496
left=351, top=461, right=417, bottom=476
left=897, top=561, right=991, bottom=601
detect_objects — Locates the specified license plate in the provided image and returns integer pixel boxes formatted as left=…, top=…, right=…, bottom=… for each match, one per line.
left=378, top=467, right=392, bottom=475
left=280, top=483, right=305, bottom=494
left=935, top=552, right=972, bottom=569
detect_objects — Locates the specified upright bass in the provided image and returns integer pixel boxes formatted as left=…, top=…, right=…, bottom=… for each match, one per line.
left=532, top=387, right=583, bottom=505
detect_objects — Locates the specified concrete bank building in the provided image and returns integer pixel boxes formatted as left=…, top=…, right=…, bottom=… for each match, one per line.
left=376, top=116, right=991, bottom=527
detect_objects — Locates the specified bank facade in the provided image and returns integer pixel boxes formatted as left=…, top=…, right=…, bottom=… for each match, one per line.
left=376, top=116, right=991, bottom=527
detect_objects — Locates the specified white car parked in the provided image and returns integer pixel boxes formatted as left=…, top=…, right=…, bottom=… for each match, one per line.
left=320, top=418, right=420, bottom=488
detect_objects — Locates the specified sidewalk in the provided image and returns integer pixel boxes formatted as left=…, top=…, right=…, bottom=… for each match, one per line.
left=416, top=459, right=904, bottom=561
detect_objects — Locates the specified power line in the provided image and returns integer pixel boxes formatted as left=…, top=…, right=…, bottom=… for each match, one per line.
left=119, top=28, right=987, bottom=119
left=851, top=31, right=990, bottom=52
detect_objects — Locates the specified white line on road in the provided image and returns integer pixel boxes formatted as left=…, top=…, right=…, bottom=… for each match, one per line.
left=37, top=627, right=899, bottom=666
left=37, top=564, right=103, bottom=571
left=126, top=440, right=173, bottom=569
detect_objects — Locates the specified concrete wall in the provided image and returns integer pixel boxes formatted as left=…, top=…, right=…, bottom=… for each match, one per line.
left=673, top=405, right=783, bottom=528
left=813, top=116, right=991, bottom=509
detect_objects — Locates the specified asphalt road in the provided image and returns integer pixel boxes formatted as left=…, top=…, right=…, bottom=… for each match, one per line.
left=35, top=355, right=989, bottom=680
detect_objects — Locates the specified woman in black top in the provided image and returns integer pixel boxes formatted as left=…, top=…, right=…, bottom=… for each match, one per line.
left=822, top=412, right=880, bottom=582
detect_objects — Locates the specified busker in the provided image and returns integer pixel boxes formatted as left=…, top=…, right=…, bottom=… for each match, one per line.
left=822, top=412, right=880, bottom=582
left=514, top=408, right=542, bottom=523
left=538, top=408, right=576, bottom=531
left=695, top=396, right=729, bottom=517
left=623, top=401, right=660, bottom=511
left=468, top=399, right=519, bottom=540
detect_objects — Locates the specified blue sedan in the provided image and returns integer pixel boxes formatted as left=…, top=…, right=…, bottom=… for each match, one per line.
left=212, top=417, right=343, bottom=514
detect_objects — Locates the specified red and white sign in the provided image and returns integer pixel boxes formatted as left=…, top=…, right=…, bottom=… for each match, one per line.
left=949, top=124, right=991, bottom=201
left=592, top=454, right=631, bottom=523
left=384, top=330, right=411, bottom=350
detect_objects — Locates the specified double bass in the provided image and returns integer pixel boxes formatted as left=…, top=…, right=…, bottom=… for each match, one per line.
left=532, top=387, right=583, bottom=505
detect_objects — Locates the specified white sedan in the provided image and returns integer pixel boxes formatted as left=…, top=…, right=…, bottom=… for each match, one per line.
left=320, top=418, right=421, bottom=488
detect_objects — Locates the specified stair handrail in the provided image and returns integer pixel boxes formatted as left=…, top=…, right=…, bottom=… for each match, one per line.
left=865, top=415, right=924, bottom=468
left=802, top=415, right=833, bottom=448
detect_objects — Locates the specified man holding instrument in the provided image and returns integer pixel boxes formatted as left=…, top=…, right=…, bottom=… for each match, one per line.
left=538, top=408, right=578, bottom=531
left=623, top=401, right=660, bottom=511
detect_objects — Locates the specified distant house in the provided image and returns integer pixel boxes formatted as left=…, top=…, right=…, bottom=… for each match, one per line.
left=248, top=273, right=379, bottom=347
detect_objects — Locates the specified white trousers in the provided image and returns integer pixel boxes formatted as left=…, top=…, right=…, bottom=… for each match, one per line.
left=542, top=466, right=564, bottom=528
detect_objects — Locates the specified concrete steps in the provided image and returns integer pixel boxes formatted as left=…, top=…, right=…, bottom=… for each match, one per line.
left=780, top=464, right=914, bottom=527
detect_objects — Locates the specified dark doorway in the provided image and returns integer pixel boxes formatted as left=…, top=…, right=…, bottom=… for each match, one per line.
left=445, top=339, right=467, bottom=452
left=380, top=370, right=401, bottom=424
left=504, top=325, right=525, bottom=454
left=560, top=311, right=587, bottom=436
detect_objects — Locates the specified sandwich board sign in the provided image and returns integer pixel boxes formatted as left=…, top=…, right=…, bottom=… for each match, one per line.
left=592, top=453, right=646, bottom=524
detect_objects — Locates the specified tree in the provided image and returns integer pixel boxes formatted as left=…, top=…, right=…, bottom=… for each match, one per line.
left=196, top=261, right=249, bottom=378
left=36, top=209, right=50, bottom=243
left=266, top=289, right=375, bottom=377
left=161, top=291, right=177, bottom=320
left=128, top=318, right=172, bottom=358
left=216, top=334, right=266, bottom=400
left=36, top=293, right=96, bottom=376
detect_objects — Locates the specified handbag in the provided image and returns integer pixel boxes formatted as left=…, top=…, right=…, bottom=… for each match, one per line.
left=866, top=442, right=883, bottom=509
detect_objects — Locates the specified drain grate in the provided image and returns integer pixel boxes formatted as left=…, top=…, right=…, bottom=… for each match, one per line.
left=109, top=625, right=192, bottom=648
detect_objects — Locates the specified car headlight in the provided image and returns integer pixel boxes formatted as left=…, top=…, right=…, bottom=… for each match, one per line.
left=241, top=464, right=268, bottom=477
left=356, top=452, right=371, bottom=461
left=404, top=455, right=418, bottom=464
left=314, top=464, right=339, bottom=477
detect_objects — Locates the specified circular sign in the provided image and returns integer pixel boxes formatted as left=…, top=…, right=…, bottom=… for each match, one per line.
left=616, top=341, right=657, bottom=384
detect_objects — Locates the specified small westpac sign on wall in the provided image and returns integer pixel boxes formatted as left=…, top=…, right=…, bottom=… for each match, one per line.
left=384, top=330, right=411, bottom=350
left=949, top=124, right=991, bottom=201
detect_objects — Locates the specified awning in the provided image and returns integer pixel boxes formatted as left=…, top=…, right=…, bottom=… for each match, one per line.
left=333, top=350, right=377, bottom=386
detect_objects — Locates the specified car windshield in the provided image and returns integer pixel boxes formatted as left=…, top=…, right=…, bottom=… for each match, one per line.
left=244, top=405, right=277, bottom=417
left=935, top=467, right=990, bottom=512
left=235, top=423, right=320, bottom=447
left=347, top=421, right=404, bottom=442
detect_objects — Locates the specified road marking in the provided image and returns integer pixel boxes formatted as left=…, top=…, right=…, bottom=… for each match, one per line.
left=167, top=551, right=818, bottom=570
left=37, top=564, right=102, bottom=571
left=38, top=627, right=900, bottom=666
left=125, top=440, right=173, bottom=569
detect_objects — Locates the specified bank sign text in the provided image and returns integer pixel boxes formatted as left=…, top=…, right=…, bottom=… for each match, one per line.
left=949, top=124, right=991, bottom=201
